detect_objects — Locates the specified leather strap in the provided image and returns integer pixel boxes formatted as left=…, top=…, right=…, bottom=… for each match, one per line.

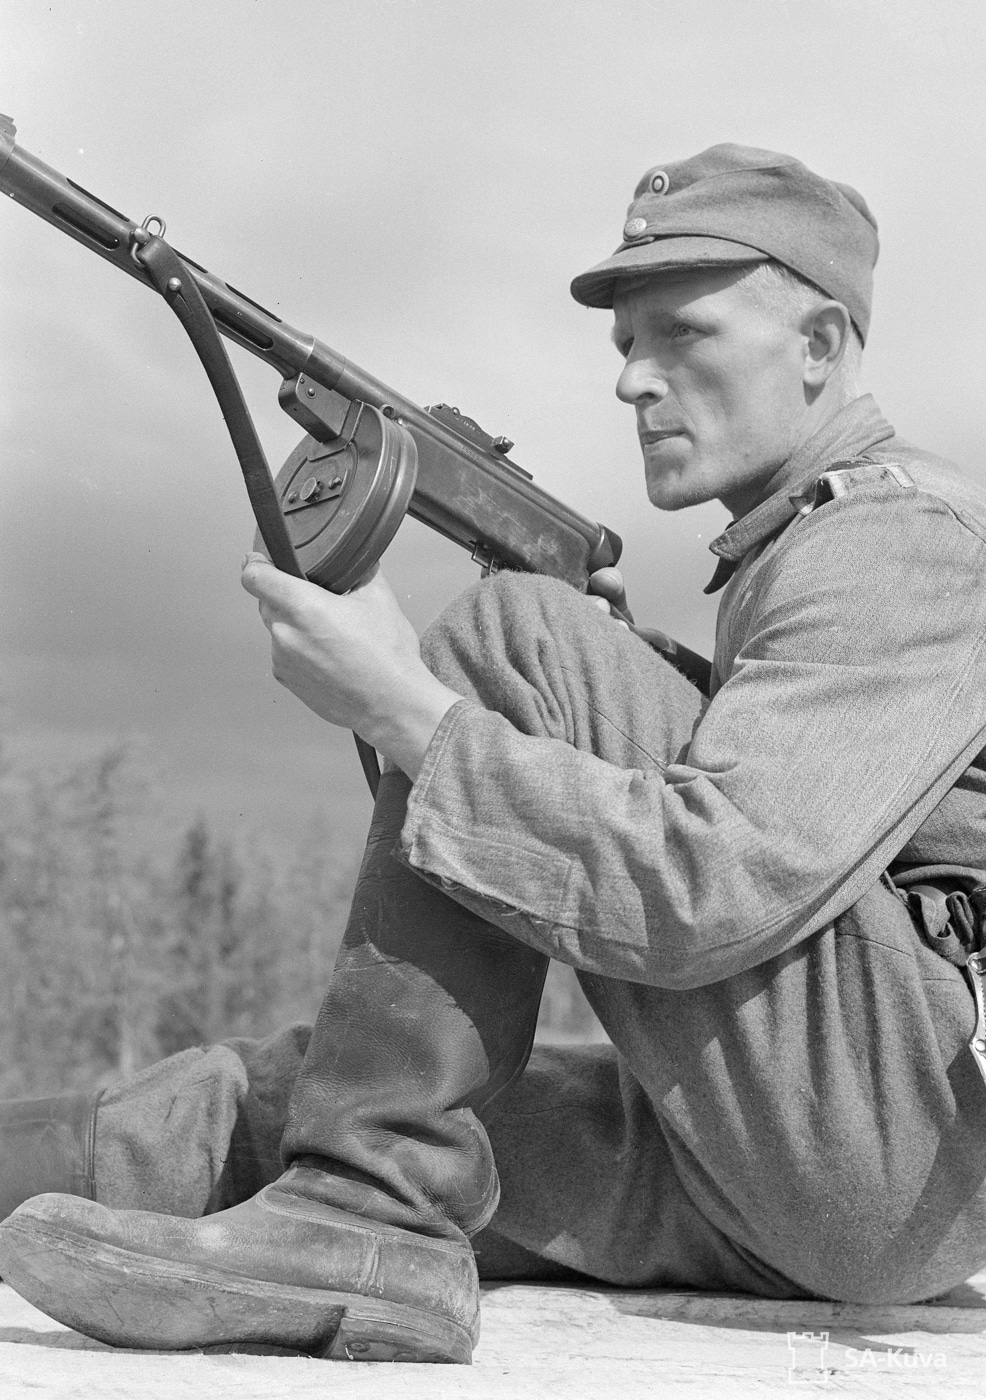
left=137, top=235, right=303, bottom=578
left=134, top=233, right=380, bottom=795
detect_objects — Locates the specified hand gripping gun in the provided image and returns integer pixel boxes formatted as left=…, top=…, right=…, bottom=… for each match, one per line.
left=0, top=116, right=711, bottom=788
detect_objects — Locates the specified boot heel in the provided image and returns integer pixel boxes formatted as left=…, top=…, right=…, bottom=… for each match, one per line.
left=321, top=1299, right=474, bottom=1364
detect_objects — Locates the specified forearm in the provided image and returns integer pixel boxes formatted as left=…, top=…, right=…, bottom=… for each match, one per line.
left=400, top=694, right=986, bottom=989
left=399, top=702, right=828, bottom=988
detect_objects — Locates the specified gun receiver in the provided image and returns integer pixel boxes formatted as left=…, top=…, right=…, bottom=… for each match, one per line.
left=0, top=114, right=622, bottom=590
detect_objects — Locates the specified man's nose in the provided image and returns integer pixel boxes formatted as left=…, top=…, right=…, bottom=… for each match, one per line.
left=615, top=356, right=669, bottom=405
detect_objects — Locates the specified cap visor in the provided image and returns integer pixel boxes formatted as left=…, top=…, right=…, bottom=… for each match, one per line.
left=571, top=235, right=770, bottom=308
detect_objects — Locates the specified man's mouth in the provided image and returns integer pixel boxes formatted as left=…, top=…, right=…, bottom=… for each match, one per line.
left=638, top=428, right=684, bottom=445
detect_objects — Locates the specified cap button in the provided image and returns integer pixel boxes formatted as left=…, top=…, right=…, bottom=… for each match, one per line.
left=623, top=217, right=648, bottom=239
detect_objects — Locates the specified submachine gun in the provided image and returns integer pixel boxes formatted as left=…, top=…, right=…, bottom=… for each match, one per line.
left=0, top=115, right=711, bottom=790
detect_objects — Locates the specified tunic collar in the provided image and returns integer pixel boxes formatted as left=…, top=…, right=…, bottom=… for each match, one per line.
left=704, top=395, right=896, bottom=593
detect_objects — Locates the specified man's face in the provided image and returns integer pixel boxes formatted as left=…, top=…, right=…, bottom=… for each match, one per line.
left=612, top=267, right=812, bottom=517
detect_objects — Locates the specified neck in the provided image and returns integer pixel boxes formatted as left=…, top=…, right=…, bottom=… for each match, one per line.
left=722, top=388, right=856, bottom=518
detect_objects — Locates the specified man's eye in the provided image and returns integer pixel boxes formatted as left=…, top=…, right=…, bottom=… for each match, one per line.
left=670, top=322, right=696, bottom=340
left=615, top=338, right=633, bottom=359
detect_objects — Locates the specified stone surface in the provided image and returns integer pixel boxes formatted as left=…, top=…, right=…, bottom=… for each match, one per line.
left=1, top=1274, right=985, bottom=1397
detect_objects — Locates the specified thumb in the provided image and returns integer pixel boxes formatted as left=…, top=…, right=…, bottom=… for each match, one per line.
left=240, top=551, right=294, bottom=604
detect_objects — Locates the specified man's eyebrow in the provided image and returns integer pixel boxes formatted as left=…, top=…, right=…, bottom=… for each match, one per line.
left=610, top=300, right=693, bottom=339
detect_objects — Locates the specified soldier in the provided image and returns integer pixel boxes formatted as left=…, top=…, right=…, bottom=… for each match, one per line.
left=2, top=144, right=986, bottom=1364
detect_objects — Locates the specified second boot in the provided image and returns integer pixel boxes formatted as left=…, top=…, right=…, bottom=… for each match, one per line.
left=0, top=770, right=548, bottom=1362
left=0, top=1091, right=102, bottom=1224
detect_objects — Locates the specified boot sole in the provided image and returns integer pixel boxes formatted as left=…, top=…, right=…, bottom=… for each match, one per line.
left=0, top=1215, right=473, bottom=1363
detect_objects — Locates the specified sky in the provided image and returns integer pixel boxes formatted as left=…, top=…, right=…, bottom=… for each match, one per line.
left=2, top=0, right=985, bottom=852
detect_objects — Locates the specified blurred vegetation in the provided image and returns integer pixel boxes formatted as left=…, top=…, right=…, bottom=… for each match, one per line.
left=0, top=743, right=601, bottom=1097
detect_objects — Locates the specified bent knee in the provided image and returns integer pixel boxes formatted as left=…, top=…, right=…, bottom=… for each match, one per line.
left=422, top=572, right=579, bottom=656
left=420, top=571, right=594, bottom=692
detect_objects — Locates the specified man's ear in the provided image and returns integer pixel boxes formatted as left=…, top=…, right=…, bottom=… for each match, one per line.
left=802, top=301, right=853, bottom=390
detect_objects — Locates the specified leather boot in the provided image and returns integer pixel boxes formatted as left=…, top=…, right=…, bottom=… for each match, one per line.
left=0, top=772, right=548, bottom=1362
left=0, top=1091, right=103, bottom=1222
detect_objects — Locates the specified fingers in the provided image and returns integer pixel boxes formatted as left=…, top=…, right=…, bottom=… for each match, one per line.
left=241, top=553, right=384, bottom=607
left=589, top=564, right=634, bottom=625
left=589, top=591, right=630, bottom=630
left=239, top=553, right=396, bottom=643
left=588, top=566, right=625, bottom=601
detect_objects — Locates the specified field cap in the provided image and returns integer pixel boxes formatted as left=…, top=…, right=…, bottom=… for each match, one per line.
left=571, top=144, right=878, bottom=342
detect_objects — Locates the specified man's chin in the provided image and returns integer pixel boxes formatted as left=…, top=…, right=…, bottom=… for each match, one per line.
left=643, top=450, right=717, bottom=512
left=644, top=475, right=716, bottom=512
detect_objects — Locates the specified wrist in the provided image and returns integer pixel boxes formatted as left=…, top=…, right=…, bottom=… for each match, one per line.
left=362, top=675, right=463, bottom=781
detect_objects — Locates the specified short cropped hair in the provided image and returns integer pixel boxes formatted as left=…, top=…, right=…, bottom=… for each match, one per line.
left=738, top=261, right=863, bottom=401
